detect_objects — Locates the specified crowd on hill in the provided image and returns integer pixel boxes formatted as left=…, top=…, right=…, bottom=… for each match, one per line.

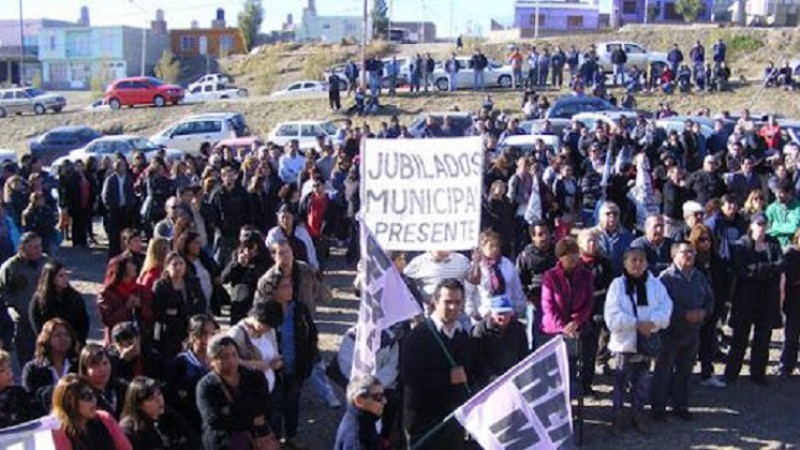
left=0, top=80, right=798, bottom=449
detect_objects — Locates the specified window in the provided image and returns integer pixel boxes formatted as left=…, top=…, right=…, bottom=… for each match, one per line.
left=323, top=24, right=331, bottom=30
left=1, top=92, right=12, bottom=100
left=14, top=91, right=28, bottom=99
left=301, top=124, right=319, bottom=137
left=529, top=14, right=545, bottom=26
left=288, top=83, right=301, bottom=91
left=201, top=120, right=223, bottom=133
left=89, top=141, right=111, bottom=154
left=49, top=35, right=57, bottom=51
left=204, top=85, right=213, bottom=92
left=276, top=124, right=299, bottom=137
left=302, top=83, right=316, bottom=89
left=173, top=122, right=196, bottom=136
left=69, top=62, right=90, bottom=83
left=625, top=44, right=645, bottom=54
left=180, top=36, right=196, bottom=51
left=622, top=0, right=637, bottom=14
left=191, top=86, right=201, bottom=94
left=130, top=81, right=148, bottom=89
left=220, top=35, right=234, bottom=52
left=567, top=16, right=584, bottom=28
left=115, top=81, right=132, bottom=89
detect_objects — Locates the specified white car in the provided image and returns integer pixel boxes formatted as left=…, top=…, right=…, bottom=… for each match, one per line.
left=498, top=134, right=562, bottom=153
left=431, top=58, right=513, bottom=91
left=51, top=135, right=183, bottom=168
left=267, top=120, right=338, bottom=149
left=0, top=149, right=17, bottom=164
left=187, top=73, right=231, bottom=92
left=587, top=42, right=670, bottom=73
left=151, top=112, right=249, bottom=155
left=572, top=111, right=638, bottom=132
left=183, top=82, right=248, bottom=104
left=270, top=80, right=328, bottom=98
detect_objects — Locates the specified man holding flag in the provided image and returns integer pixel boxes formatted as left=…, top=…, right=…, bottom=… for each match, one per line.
left=401, top=278, right=478, bottom=450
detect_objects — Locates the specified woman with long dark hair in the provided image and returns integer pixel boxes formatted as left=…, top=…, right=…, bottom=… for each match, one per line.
left=176, top=231, right=223, bottom=316
left=151, top=252, right=206, bottom=361
left=29, top=260, right=89, bottom=346
left=98, top=255, right=153, bottom=345
left=21, top=318, right=79, bottom=409
left=77, top=344, right=129, bottom=419
left=168, top=314, right=219, bottom=431
left=51, top=374, right=132, bottom=450
left=120, top=376, right=198, bottom=450
left=222, top=228, right=272, bottom=324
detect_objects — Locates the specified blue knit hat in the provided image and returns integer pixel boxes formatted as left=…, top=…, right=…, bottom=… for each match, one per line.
left=490, top=295, right=513, bottom=314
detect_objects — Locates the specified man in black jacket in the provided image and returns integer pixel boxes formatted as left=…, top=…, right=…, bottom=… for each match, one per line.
left=101, top=158, right=136, bottom=258
left=516, top=221, right=556, bottom=350
left=472, top=295, right=529, bottom=383
left=423, top=53, right=435, bottom=93
left=471, top=49, right=488, bottom=91
left=611, top=46, right=627, bottom=86
left=401, top=278, right=477, bottom=450
left=210, top=166, right=249, bottom=268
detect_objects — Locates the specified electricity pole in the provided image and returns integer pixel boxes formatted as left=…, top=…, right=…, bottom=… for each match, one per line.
left=18, top=0, right=24, bottom=85
left=534, top=0, right=540, bottom=39
left=361, top=0, right=367, bottom=88
left=129, top=0, right=148, bottom=77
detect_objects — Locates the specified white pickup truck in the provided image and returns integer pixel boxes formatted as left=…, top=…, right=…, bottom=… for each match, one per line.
left=589, top=42, right=670, bottom=73
left=183, top=82, right=248, bottom=104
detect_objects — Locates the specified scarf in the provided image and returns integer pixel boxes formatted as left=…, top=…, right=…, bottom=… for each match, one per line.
left=622, top=269, right=648, bottom=306
left=483, top=257, right=506, bottom=296
left=115, top=280, right=139, bottom=300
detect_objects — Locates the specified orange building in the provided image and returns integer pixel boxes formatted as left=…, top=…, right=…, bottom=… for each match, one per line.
left=170, top=9, right=246, bottom=58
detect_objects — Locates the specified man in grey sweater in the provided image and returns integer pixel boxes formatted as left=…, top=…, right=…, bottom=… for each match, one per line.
left=652, top=240, right=714, bottom=421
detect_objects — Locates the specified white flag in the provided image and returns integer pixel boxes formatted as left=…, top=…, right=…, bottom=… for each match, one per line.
left=351, top=222, right=423, bottom=379
left=455, top=336, right=573, bottom=450
left=0, top=416, right=60, bottom=450
left=628, top=153, right=659, bottom=230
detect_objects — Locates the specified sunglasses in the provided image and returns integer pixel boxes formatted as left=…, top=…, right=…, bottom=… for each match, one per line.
left=367, top=392, right=387, bottom=402
left=78, top=388, right=96, bottom=402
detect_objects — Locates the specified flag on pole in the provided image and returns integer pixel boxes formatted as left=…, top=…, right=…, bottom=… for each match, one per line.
left=454, top=336, right=573, bottom=450
left=351, top=222, right=423, bottom=379
left=0, top=416, right=60, bottom=449
left=628, top=152, right=659, bottom=230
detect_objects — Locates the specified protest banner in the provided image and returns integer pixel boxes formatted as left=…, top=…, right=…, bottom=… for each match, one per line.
left=361, top=137, right=483, bottom=251
left=0, top=416, right=59, bottom=450
left=454, top=336, right=573, bottom=450
left=350, top=222, right=423, bottom=379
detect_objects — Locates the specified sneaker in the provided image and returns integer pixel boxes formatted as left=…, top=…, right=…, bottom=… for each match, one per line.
left=672, top=408, right=693, bottom=421
left=700, top=376, right=727, bottom=389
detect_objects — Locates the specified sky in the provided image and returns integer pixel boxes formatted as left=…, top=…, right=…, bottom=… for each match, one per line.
left=0, top=0, right=518, bottom=38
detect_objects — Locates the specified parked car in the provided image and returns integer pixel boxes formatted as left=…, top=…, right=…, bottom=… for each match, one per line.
left=270, top=80, right=328, bottom=97
left=29, top=126, right=103, bottom=165
left=187, top=73, right=232, bottom=91
left=655, top=115, right=735, bottom=139
left=571, top=111, right=638, bottom=132
left=586, top=42, right=670, bottom=73
left=150, top=112, right=249, bottom=155
left=51, top=135, right=183, bottom=168
left=266, top=120, right=338, bottom=149
left=325, top=57, right=412, bottom=92
left=431, top=58, right=513, bottom=91
left=407, top=112, right=476, bottom=138
left=0, top=149, right=18, bottom=164
left=0, top=87, right=67, bottom=117
left=544, top=95, right=617, bottom=120
left=183, top=82, right=248, bottom=103
left=521, top=119, right=571, bottom=137
left=104, top=77, right=184, bottom=110
left=498, top=134, right=562, bottom=155
left=213, top=136, right=264, bottom=154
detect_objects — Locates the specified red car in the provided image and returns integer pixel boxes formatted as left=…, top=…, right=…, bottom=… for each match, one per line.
left=104, top=77, right=184, bottom=110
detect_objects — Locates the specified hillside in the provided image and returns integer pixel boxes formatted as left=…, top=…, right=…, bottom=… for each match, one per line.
left=1, top=26, right=797, bottom=154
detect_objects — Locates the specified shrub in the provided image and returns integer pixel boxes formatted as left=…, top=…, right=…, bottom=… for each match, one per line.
left=728, top=35, right=764, bottom=54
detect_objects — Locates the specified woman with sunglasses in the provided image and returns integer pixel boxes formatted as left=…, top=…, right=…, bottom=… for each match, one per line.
left=120, top=376, right=198, bottom=450
left=333, top=375, right=387, bottom=450
left=724, top=213, right=784, bottom=386
left=51, top=374, right=132, bottom=450
left=78, top=344, right=129, bottom=419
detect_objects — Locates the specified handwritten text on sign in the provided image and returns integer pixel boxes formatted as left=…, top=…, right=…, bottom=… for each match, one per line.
left=362, top=137, right=483, bottom=251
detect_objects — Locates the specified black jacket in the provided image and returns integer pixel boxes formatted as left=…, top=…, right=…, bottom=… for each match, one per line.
left=221, top=250, right=272, bottom=307
left=0, top=386, right=44, bottom=429
left=210, top=184, right=250, bottom=239
left=109, top=347, right=167, bottom=383
left=516, top=244, right=557, bottom=300
left=732, top=235, right=785, bottom=329
left=662, top=179, right=696, bottom=221
left=152, top=277, right=207, bottom=361
left=120, top=408, right=199, bottom=450
left=471, top=318, right=529, bottom=383
left=196, top=367, right=271, bottom=450
left=21, top=357, right=78, bottom=411
left=29, top=287, right=90, bottom=346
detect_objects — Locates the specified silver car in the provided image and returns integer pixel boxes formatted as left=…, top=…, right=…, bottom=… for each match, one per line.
left=0, top=87, right=67, bottom=118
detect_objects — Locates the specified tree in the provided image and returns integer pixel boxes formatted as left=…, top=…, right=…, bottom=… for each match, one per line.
left=238, top=0, right=264, bottom=52
left=371, top=0, right=389, bottom=39
left=675, top=0, right=704, bottom=22
left=154, top=50, right=181, bottom=84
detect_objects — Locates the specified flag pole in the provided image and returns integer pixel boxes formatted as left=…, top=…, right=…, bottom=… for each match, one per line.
left=409, top=409, right=459, bottom=450
left=421, top=317, right=472, bottom=396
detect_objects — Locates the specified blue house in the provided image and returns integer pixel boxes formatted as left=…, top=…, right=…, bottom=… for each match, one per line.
left=38, top=23, right=168, bottom=90
left=614, top=0, right=714, bottom=22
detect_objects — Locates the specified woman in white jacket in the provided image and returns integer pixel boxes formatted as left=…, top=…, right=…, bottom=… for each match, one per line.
left=604, top=247, right=672, bottom=434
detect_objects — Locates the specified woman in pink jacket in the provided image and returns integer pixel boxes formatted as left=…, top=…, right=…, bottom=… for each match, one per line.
left=51, top=373, right=132, bottom=450
left=540, top=237, right=595, bottom=390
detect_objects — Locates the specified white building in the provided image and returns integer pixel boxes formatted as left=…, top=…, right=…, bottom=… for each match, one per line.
left=743, top=0, right=800, bottom=25
left=295, top=0, right=368, bottom=43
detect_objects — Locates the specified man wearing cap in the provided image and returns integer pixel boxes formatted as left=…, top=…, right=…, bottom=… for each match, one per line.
left=765, top=180, right=800, bottom=247
left=687, top=155, right=726, bottom=207
left=662, top=166, right=695, bottom=238
left=652, top=241, right=716, bottom=421
left=471, top=295, right=529, bottom=383
left=670, top=201, right=705, bottom=242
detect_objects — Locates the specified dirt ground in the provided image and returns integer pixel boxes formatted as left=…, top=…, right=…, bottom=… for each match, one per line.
left=62, top=223, right=800, bottom=450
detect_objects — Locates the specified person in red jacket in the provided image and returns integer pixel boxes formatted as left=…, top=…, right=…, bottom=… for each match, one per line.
left=97, top=254, right=152, bottom=345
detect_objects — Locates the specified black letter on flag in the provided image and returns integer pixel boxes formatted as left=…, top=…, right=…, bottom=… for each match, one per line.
left=489, top=408, right=540, bottom=450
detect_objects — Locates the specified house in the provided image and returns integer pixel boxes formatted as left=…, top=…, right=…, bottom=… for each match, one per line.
left=390, top=21, right=437, bottom=43
left=0, top=18, right=74, bottom=85
left=614, top=0, right=714, bottom=23
left=170, top=9, right=246, bottom=58
left=743, top=0, right=800, bottom=25
left=295, top=0, right=366, bottom=43
left=37, top=8, right=169, bottom=90
left=514, top=0, right=602, bottom=31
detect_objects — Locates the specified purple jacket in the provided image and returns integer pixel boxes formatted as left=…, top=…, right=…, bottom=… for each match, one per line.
left=540, top=263, right=595, bottom=335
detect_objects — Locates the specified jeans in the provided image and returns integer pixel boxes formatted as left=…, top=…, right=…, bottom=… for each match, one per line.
left=613, top=63, right=626, bottom=85
left=651, top=330, right=699, bottom=412
left=447, top=73, right=458, bottom=91
left=423, top=72, right=433, bottom=92
left=526, top=303, right=543, bottom=351
left=612, top=353, right=650, bottom=413
left=369, top=73, right=380, bottom=97
left=514, top=68, right=524, bottom=89
left=388, top=75, right=397, bottom=95
left=538, top=67, right=549, bottom=86
left=473, top=69, right=484, bottom=90
left=526, top=68, right=537, bottom=88
left=309, top=359, right=337, bottom=403
left=273, top=374, right=303, bottom=439
left=780, top=308, right=800, bottom=374
left=552, top=65, right=564, bottom=87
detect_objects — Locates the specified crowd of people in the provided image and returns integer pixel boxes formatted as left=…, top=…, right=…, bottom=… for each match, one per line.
left=0, top=72, right=797, bottom=450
